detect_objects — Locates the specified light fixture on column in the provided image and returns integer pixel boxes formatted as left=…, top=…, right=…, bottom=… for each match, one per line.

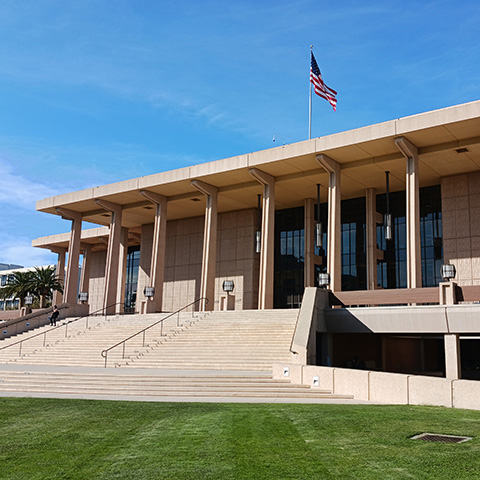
left=78, top=292, right=88, bottom=303
left=255, top=194, right=262, bottom=254
left=222, top=280, right=234, bottom=293
left=144, top=286, right=155, bottom=298
left=384, top=171, right=392, bottom=241
left=441, top=264, right=456, bottom=281
left=317, top=272, right=330, bottom=289
left=315, top=183, right=323, bottom=248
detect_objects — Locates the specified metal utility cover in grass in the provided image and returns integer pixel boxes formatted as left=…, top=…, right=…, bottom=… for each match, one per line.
left=411, top=433, right=472, bottom=444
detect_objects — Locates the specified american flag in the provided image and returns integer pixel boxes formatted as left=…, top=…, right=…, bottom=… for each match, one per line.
left=310, top=52, right=337, bottom=111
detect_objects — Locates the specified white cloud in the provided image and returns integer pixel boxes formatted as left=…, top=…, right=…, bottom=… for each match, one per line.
left=0, top=158, right=52, bottom=209
left=0, top=234, right=56, bottom=268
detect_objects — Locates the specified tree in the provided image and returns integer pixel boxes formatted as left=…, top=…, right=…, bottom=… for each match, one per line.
left=0, top=270, right=34, bottom=309
left=30, top=266, right=63, bottom=308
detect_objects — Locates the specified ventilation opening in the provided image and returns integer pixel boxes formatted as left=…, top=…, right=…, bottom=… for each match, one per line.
left=410, top=433, right=472, bottom=444
left=191, top=198, right=201, bottom=202
left=455, top=147, right=470, bottom=154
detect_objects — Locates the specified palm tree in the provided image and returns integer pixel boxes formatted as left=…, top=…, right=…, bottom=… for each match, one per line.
left=30, top=266, right=63, bottom=308
left=0, top=270, right=34, bottom=309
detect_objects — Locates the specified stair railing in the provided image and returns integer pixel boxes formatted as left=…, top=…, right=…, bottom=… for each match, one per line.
left=101, top=297, right=208, bottom=368
left=0, top=302, right=126, bottom=358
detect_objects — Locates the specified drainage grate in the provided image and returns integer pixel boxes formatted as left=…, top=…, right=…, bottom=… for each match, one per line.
left=411, top=433, right=472, bottom=444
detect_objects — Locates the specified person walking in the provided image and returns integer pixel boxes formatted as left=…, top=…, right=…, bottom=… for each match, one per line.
left=49, top=305, right=59, bottom=326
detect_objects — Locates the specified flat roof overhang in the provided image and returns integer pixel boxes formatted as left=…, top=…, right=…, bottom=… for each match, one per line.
left=35, top=100, right=480, bottom=234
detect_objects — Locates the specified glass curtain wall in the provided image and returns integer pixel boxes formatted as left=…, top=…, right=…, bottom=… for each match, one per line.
left=376, top=185, right=443, bottom=289
left=125, top=245, right=140, bottom=312
left=274, top=207, right=305, bottom=308
left=272, top=185, right=442, bottom=307
left=341, top=198, right=367, bottom=290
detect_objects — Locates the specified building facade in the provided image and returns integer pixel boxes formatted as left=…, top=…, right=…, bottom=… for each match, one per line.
left=33, top=100, right=480, bottom=378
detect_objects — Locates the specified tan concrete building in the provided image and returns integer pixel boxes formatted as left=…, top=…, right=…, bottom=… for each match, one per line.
left=33, top=100, right=480, bottom=380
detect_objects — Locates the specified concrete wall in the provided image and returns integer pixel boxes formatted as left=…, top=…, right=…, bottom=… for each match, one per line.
left=442, top=172, right=480, bottom=286
left=88, top=250, right=107, bottom=314
left=275, top=364, right=480, bottom=410
left=85, top=209, right=259, bottom=313
left=324, top=304, right=480, bottom=334
left=163, top=209, right=259, bottom=311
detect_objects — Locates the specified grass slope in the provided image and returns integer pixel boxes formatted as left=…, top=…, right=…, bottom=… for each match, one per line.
left=1, top=398, right=480, bottom=479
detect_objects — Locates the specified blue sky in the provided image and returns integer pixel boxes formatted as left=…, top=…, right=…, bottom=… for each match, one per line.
left=0, top=0, right=479, bottom=267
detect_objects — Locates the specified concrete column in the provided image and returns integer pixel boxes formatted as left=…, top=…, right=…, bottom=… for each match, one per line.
left=444, top=334, right=461, bottom=379
left=249, top=168, right=275, bottom=309
left=56, top=208, right=82, bottom=304
left=191, top=180, right=218, bottom=311
left=365, top=188, right=384, bottom=290
left=316, top=155, right=341, bottom=291
left=116, top=227, right=128, bottom=313
left=95, top=199, right=124, bottom=314
left=395, top=137, right=422, bottom=288
left=139, top=190, right=168, bottom=313
left=137, top=223, right=153, bottom=313
left=79, top=244, right=91, bottom=296
left=52, top=248, right=66, bottom=305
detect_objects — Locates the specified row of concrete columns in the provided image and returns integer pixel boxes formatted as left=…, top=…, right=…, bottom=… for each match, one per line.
left=55, top=137, right=422, bottom=312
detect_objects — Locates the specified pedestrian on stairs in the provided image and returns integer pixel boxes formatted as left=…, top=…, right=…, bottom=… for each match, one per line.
left=49, top=305, right=59, bottom=326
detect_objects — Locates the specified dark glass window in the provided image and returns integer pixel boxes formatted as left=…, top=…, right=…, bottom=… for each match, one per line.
left=125, top=245, right=140, bottom=312
left=341, top=197, right=367, bottom=291
left=376, top=185, right=442, bottom=289
left=420, top=185, right=443, bottom=287
left=274, top=207, right=304, bottom=308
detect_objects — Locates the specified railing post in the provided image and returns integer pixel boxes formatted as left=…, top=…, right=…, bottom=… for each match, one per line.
left=177, top=311, right=180, bottom=327
left=104, top=352, right=107, bottom=368
left=122, top=341, right=125, bottom=359
left=142, top=330, right=146, bottom=347
left=43, top=332, right=47, bottom=347
left=65, top=322, right=68, bottom=337
left=19, top=341, right=22, bottom=357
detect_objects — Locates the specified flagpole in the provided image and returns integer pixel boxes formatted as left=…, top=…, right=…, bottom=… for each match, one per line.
left=308, top=45, right=313, bottom=140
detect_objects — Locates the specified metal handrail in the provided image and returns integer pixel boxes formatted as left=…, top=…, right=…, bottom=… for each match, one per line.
left=101, top=297, right=208, bottom=368
left=0, top=302, right=125, bottom=358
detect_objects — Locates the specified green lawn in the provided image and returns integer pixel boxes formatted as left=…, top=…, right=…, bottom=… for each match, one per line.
left=1, top=398, right=480, bottom=480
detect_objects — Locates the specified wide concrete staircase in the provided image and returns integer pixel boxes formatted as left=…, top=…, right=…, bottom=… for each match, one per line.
left=0, top=309, right=354, bottom=402
left=113, top=309, right=300, bottom=370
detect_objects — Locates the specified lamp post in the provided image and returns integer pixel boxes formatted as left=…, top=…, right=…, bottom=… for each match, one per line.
left=315, top=184, right=323, bottom=248
left=384, top=171, right=392, bottom=241
left=255, top=194, right=262, bottom=254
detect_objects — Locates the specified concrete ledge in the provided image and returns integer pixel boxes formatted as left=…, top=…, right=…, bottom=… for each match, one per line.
left=303, top=365, right=333, bottom=390
left=409, top=375, right=453, bottom=407
left=453, top=380, right=480, bottom=410
left=334, top=368, right=370, bottom=400
left=273, top=363, right=480, bottom=410
left=369, top=371, right=409, bottom=404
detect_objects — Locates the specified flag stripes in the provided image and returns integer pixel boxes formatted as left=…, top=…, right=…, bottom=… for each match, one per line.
left=310, top=52, right=337, bottom=111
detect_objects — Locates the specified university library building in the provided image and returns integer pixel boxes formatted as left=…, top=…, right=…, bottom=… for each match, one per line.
left=33, top=100, right=480, bottom=383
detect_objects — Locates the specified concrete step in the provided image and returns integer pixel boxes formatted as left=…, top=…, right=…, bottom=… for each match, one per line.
left=0, top=368, right=352, bottom=400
